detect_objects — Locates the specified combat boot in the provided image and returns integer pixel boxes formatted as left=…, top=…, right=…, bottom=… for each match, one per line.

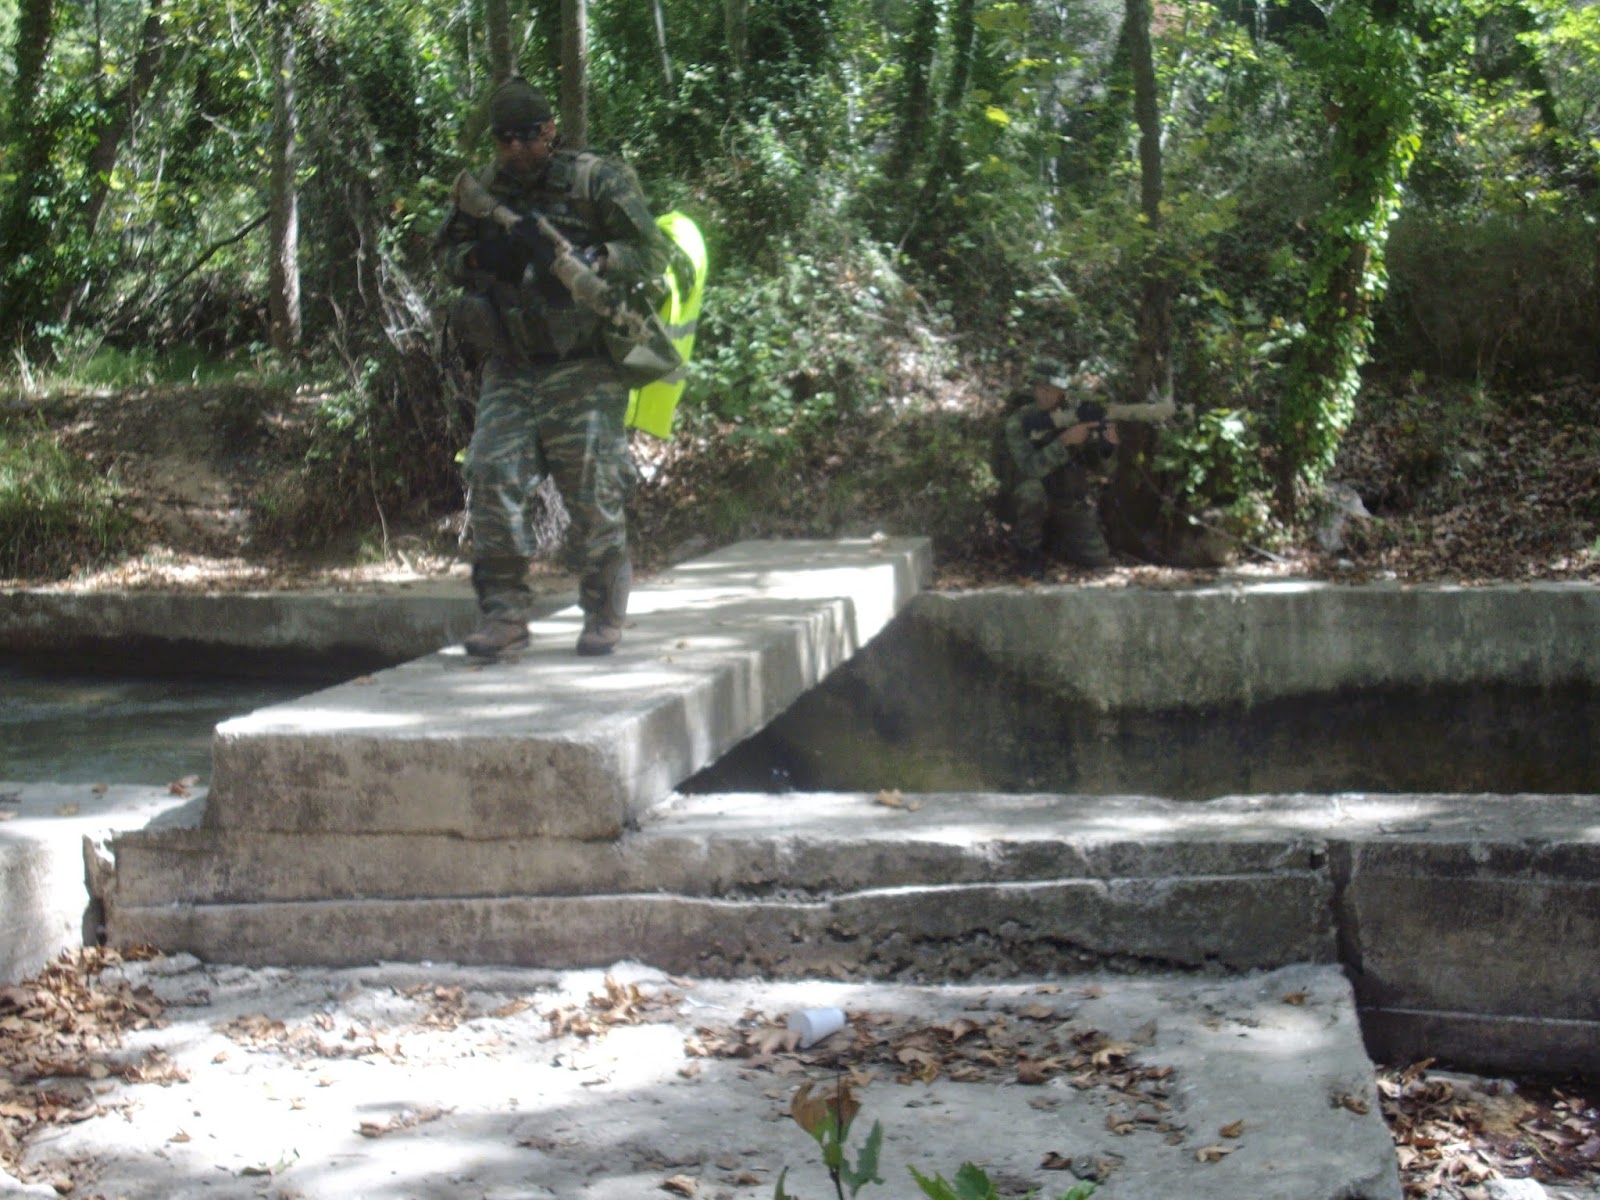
left=464, top=616, right=530, bottom=659
left=576, top=551, right=631, bottom=657
left=465, top=555, right=533, bottom=658
left=1058, top=501, right=1111, bottom=568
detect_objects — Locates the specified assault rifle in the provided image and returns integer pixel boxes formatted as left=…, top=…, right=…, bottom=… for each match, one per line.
left=1022, top=388, right=1177, bottom=457
left=449, top=170, right=680, bottom=384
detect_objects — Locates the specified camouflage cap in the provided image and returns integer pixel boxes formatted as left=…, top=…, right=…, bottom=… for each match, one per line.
left=1032, top=357, right=1073, bottom=391
left=489, top=77, right=553, bottom=135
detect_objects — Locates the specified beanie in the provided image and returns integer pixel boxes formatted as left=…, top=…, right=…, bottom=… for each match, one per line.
left=489, top=77, right=553, bottom=135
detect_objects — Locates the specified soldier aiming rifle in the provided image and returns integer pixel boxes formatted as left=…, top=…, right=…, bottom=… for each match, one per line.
left=996, top=357, right=1175, bottom=577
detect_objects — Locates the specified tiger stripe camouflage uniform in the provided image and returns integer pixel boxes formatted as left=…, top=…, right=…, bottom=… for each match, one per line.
left=436, top=78, right=671, bottom=657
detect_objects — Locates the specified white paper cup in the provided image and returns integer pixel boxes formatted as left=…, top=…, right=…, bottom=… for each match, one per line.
left=787, top=1007, right=847, bottom=1048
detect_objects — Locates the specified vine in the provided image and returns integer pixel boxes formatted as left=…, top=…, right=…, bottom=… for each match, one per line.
left=1274, top=0, right=1424, bottom=515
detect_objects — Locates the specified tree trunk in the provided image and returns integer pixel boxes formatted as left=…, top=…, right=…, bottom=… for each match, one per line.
left=886, top=0, right=939, bottom=181
left=724, top=0, right=747, bottom=74
left=486, top=0, right=513, bottom=83
left=1126, top=0, right=1169, bottom=401
left=269, top=4, right=302, bottom=356
left=0, top=0, right=59, bottom=339
left=560, top=0, right=588, bottom=149
left=651, top=0, right=674, bottom=93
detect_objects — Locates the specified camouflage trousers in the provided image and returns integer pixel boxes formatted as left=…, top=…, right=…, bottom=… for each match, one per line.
left=1003, top=462, right=1092, bottom=553
left=464, top=353, right=634, bottom=620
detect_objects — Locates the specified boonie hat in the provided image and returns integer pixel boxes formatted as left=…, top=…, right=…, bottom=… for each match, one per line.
left=1032, top=356, right=1073, bottom=392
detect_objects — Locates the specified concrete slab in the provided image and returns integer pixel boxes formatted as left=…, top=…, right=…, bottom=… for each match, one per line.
left=204, top=538, right=931, bottom=840
left=8, top=958, right=1402, bottom=1200
left=0, top=781, right=195, bottom=982
left=102, top=792, right=1600, bottom=1076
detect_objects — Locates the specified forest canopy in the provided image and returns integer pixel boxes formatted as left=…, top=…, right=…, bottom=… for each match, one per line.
left=1, top=0, right=1596, bottom=566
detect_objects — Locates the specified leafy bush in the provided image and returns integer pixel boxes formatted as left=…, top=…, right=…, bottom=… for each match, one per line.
left=0, top=423, right=140, bottom=580
left=1376, top=213, right=1600, bottom=382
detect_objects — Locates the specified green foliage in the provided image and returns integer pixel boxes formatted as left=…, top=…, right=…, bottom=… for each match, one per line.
left=1377, top=211, right=1600, bottom=381
left=0, top=422, right=140, bottom=580
left=690, top=232, right=947, bottom=456
left=909, top=1162, right=1097, bottom=1200
left=1155, top=407, right=1275, bottom=546
left=775, top=1087, right=1095, bottom=1200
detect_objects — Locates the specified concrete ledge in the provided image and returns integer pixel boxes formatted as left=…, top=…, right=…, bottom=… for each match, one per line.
left=1359, top=1007, right=1600, bottom=1078
left=108, top=792, right=1328, bottom=905
left=0, top=585, right=492, bottom=676
left=902, top=582, right=1600, bottom=710
left=205, top=539, right=931, bottom=840
left=105, top=874, right=1334, bottom=978
left=102, top=792, right=1600, bottom=1074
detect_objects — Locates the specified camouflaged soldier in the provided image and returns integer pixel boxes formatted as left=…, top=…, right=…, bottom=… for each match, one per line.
left=436, top=77, right=671, bottom=658
left=996, top=356, right=1120, bottom=576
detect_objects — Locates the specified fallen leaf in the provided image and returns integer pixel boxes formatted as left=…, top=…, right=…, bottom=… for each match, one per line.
left=1220, top=1120, right=1245, bottom=1138
left=790, top=1079, right=862, bottom=1137
left=662, top=1174, right=697, bottom=1196
left=1196, top=1144, right=1233, bottom=1163
left=1337, top=1093, right=1371, bottom=1115
left=1017, top=1057, right=1065, bottom=1085
left=1281, top=991, right=1309, bottom=1006
left=1040, top=1151, right=1074, bottom=1170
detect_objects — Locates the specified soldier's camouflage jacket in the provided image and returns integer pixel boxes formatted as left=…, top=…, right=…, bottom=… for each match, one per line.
left=435, top=148, right=671, bottom=362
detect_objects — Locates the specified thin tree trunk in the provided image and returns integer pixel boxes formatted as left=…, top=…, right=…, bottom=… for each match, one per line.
left=887, top=0, right=939, bottom=181
left=1127, top=0, right=1169, bottom=401
left=560, top=0, right=588, bottom=148
left=269, top=4, right=301, bottom=356
left=486, top=0, right=513, bottom=83
left=724, top=0, right=747, bottom=75
left=651, top=0, right=673, bottom=93
left=0, top=0, right=59, bottom=338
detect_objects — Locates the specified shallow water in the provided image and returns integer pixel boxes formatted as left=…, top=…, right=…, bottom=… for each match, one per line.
left=0, top=667, right=321, bottom=786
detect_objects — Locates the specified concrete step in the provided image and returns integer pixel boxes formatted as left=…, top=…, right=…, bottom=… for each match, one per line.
left=201, top=538, right=931, bottom=840
left=102, top=791, right=1600, bottom=1077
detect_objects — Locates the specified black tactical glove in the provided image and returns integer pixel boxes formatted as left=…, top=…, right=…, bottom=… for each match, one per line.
left=509, top=218, right=557, bottom=274
left=467, top=235, right=524, bottom=282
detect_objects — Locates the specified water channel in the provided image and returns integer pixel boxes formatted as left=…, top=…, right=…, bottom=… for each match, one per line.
left=0, top=665, right=332, bottom=786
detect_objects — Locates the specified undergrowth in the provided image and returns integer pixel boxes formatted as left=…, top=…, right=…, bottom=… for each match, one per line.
left=0, top=421, right=141, bottom=580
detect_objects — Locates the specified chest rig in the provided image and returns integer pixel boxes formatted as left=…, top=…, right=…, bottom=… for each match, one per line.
left=490, top=150, right=609, bottom=358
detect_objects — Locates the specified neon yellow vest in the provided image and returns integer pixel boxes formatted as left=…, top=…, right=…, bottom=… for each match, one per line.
left=625, top=211, right=708, bottom=439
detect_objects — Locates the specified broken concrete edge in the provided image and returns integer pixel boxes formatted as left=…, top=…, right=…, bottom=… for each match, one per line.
left=0, top=782, right=197, bottom=983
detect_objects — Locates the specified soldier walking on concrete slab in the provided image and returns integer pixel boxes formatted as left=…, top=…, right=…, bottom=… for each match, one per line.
left=435, top=76, right=672, bottom=658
